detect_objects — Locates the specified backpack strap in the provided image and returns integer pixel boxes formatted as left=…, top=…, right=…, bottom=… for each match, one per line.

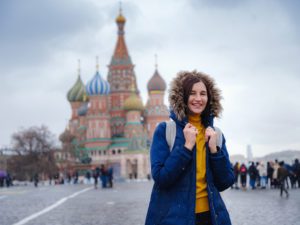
left=166, top=120, right=176, bottom=151
left=214, top=127, right=223, bottom=148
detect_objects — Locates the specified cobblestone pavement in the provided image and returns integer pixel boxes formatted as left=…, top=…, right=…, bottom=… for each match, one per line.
left=0, top=181, right=300, bottom=225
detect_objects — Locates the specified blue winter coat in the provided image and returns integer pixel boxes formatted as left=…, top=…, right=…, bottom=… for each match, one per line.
left=145, top=112, right=235, bottom=225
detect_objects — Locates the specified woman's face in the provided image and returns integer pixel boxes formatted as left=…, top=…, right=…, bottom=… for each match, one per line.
left=187, top=81, right=208, bottom=116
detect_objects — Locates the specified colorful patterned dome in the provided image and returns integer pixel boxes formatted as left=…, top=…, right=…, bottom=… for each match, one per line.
left=147, top=69, right=166, bottom=92
left=124, top=94, right=144, bottom=111
left=67, top=76, right=86, bottom=102
left=86, top=71, right=110, bottom=96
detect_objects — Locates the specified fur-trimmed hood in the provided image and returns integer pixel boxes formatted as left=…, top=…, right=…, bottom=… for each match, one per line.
left=168, top=70, right=223, bottom=123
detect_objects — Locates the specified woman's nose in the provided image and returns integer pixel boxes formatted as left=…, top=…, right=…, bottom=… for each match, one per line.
left=195, top=93, right=201, bottom=100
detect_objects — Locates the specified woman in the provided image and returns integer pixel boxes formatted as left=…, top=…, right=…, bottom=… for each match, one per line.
left=145, top=71, right=234, bottom=225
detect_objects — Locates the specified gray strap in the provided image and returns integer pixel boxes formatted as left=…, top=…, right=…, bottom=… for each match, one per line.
left=166, top=120, right=176, bottom=151
left=214, top=127, right=223, bottom=148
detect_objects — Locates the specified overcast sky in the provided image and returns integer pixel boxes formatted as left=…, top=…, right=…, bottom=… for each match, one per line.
left=1, top=0, right=299, bottom=157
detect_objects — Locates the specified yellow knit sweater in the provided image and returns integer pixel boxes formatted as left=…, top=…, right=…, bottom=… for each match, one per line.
left=188, top=114, right=209, bottom=213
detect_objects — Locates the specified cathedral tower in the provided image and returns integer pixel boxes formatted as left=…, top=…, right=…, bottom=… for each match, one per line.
left=144, top=58, right=169, bottom=140
left=85, top=58, right=111, bottom=149
left=107, top=7, right=140, bottom=137
left=67, top=60, right=86, bottom=135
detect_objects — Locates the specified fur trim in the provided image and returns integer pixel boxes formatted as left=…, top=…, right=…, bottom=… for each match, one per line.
left=168, top=70, right=223, bottom=121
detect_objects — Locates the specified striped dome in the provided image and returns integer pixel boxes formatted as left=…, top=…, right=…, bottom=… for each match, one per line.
left=67, top=76, right=86, bottom=102
left=147, top=69, right=166, bottom=92
left=86, top=71, right=110, bottom=96
left=124, top=94, right=144, bottom=111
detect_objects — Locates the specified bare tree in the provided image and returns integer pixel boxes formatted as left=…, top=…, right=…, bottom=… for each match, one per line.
left=7, top=125, right=58, bottom=181
left=59, top=129, right=77, bottom=158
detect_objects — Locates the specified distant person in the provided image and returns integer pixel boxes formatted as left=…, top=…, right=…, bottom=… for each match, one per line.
left=34, top=173, right=39, bottom=187
left=257, top=162, right=267, bottom=189
left=49, top=174, right=53, bottom=185
left=233, top=162, right=240, bottom=189
left=100, top=164, right=107, bottom=188
left=292, top=158, right=300, bottom=188
left=0, top=176, right=4, bottom=187
left=5, top=172, right=12, bottom=187
left=255, top=162, right=261, bottom=187
left=273, top=159, right=280, bottom=188
left=107, top=166, right=114, bottom=188
left=249, top=162, right=257, bottom=189
left=74, top=171, right=79, bottom=184
left=145, top=71, right=234, bottom=225
left=86, top=171, right=91, bottom=184
left=267, top=161, right=274, bottom=188
left=240, top=163, right=248, bottom=190
left=67, top=172, right=71, bottom=184
left=278, top=161, right=289, bottom=197
left=93, top=168, right=99, bottom=189
left=283, top=162, right=294, bottom=189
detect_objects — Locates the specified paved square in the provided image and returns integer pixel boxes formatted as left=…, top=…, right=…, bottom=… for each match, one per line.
left=0, top=182, right=299, bottom=225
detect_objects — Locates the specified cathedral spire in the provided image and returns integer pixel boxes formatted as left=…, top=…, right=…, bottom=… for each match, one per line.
left=110, top=5, right=131, bottom=66
left=155, top=54, right=158, bottom=71
left=77, top=59, right=81, bottom=76
left=116, top=2, right=126, bottom=35
left=96, top=56, right=99, bottom=72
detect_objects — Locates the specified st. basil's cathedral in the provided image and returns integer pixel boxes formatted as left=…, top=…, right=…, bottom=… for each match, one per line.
left=59, top=9, right=169, bottom=179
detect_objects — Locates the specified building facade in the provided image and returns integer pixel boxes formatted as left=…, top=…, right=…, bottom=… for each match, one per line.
left=60, top=10, right=169, bottom=179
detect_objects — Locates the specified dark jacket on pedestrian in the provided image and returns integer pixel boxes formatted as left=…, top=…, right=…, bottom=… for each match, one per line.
left=278, top=165, right=289, bottom=182
left=145, top=72, right=234, bottom=225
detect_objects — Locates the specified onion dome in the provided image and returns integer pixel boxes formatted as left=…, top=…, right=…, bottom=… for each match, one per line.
left=124, top=94, right=144, bottom=111
left=116, top=13, right=126, bottom=23
left=147, top=69, right=166, bottom=92
left=78, top=102, right=89, bottom=116
left=86, top=58, right=110, bottom=96
left=67, top=75, right=86, bottom=102
left=116, top=3, right=126, bottom=23
left=86, top=71, right=110, bottom=96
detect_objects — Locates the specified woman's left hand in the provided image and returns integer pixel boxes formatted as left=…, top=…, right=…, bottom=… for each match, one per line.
left=205, top=127, right=218, bottom=154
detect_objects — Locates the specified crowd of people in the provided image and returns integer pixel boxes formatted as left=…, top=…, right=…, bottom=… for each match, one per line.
left=0, top=171, right=12, bottom=188
left=92, top=164, right=114, bottom=189
left=0, top=164, right=114, bottom=189
left=232, top=158, right=300, bottom=197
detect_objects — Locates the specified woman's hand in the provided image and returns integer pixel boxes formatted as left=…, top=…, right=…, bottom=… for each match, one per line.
left=183, top=123, right=198, bottom=151
left=205, top=127, right=218, bottom=153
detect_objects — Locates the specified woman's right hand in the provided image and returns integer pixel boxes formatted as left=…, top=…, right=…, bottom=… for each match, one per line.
left=183, top=123, right=198, bottom=151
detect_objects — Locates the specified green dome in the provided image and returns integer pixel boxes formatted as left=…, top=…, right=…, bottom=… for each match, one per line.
left=123, top=94, right=144, bottom=111
left=67, top=76, right=86, bottom=102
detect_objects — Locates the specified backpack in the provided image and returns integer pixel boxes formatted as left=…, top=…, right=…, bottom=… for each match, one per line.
left=165, top=120, right=223, bottom=151
left=240, top=166, right=246, bottom=174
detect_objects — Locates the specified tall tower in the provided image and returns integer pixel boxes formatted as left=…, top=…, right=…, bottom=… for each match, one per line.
left=247, top=145, right=253, bottom=162
left=144, top=57, right=169, bottom=141
left=85, top=58, right=111, bottom=149
left=107, top=7, right=140, bottom=137
left=124, top=78, right=145, bottom=150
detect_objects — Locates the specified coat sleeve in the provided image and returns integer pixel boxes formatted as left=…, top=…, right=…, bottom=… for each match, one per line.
left=150, top=122, right=193, bottom=189
left=209, top=134, right=235, bottom=192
